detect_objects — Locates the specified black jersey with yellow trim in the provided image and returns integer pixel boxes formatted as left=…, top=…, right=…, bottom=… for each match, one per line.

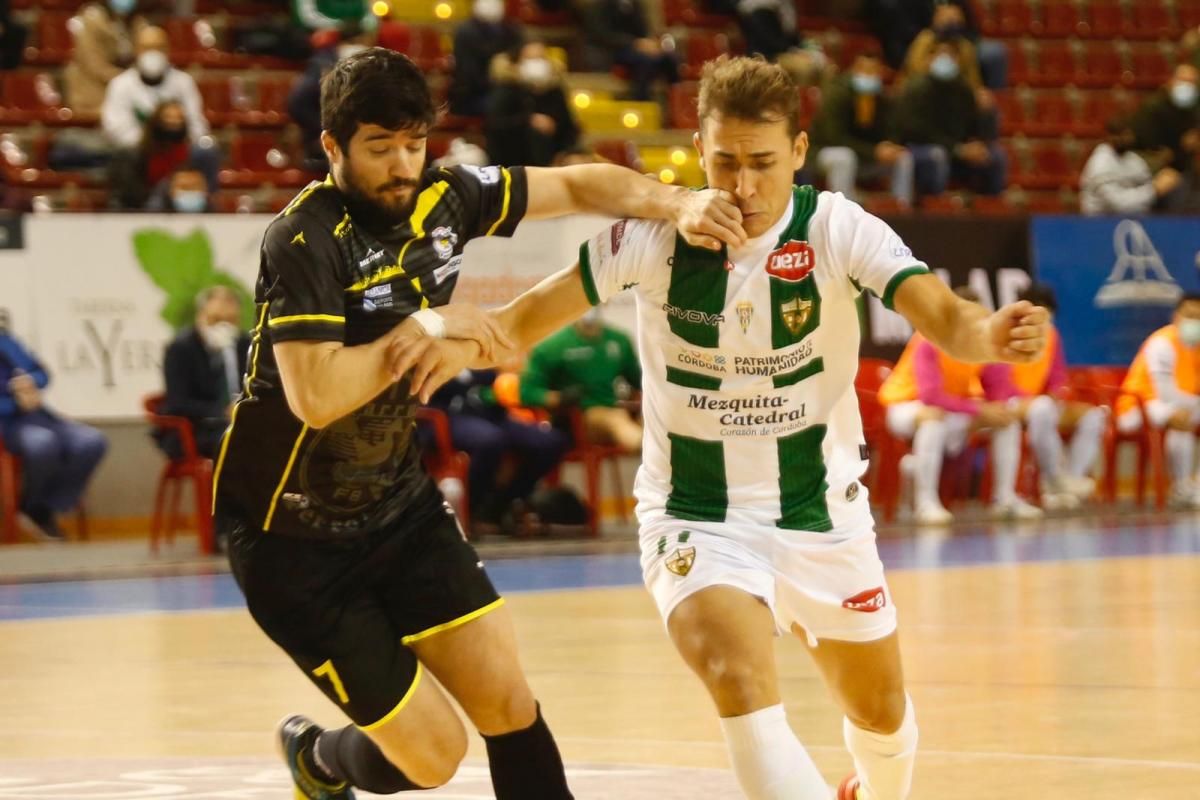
left=214, top=164, right=529, bottom=538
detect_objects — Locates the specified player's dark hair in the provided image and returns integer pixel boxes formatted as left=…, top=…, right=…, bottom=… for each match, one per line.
left=1018, top=283, right=1057, bottom=312
left=1177, top=291, right=1200, bottom=310
left=321, top=48, right=437, bottom=153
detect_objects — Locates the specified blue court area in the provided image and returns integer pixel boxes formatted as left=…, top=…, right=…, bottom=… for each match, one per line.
left=2, top=518, right=1199, bottom=622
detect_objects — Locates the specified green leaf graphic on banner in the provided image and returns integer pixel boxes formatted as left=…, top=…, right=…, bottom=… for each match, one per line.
left=132, top=228, right=254, bottom=331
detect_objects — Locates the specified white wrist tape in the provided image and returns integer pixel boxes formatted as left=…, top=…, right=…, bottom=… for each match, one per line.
left=411, top=308, right=447, bottom=338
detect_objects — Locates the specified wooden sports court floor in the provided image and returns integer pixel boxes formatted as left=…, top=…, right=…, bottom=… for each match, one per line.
left=1, top=515, right=1198, bottom=799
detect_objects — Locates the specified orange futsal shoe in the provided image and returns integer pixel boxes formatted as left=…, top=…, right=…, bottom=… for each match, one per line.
left=837, top=774, right=862, bottom=800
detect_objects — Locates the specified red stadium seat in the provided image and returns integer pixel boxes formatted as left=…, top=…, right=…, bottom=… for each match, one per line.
left=1078, top=91, right=1129, bottom=136
left=993, top=90, right=1027, bottom=136
left=971, top=195, right=1018, bottom=215
left=1077, top=43, right=1126, bottom=89
left=990, top=0, right=1036, bottom=37
left=1084, top=0, right=1128, bottom=39
left=1005, top=41, right=1034, bottom=86
left=504, top=0, right=572, bottom=26
left=1127, top=0, right=1179, bottom=39
left=1019, top=142, right=1076, bottom=191
left=24, top=12, right=72, bottom=66
left=663, top=0, right=732, bottom=28
left=1180, top=0, right=1200, bottom=29
left=669, top=82, right=699, bottom=129
left=1128, top=45, right=1173, bottom=90
left=1032, top=40, right=1075, bottom=88
left=222, top=132, right=311, bottom=189
left=1041, top=2, right=1084, bottom=37
left=256, top=75, right=295, bottom=120
left=797, top=84, right=822, bottom=130
left=1025, top=91, right=1076, bottom=137
left=683, top=31, right=733, bottom=79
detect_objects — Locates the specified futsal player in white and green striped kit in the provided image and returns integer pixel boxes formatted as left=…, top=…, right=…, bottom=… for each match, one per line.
left=396, top=55, right=1049, bottom=800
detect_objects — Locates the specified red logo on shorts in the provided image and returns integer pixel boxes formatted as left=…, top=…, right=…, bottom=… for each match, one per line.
left=610, top=220, right=627, bottom=255
left=842, top=587, right=887, bottom=613
left=766, top=240, right=816, bottom=282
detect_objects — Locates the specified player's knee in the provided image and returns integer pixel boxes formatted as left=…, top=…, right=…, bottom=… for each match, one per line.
left=846, top=684, right=908, bottom=735
left=403, top=724, right=468, bottom=788
left=700, top=656, right=775, bottom=713
left=467, top=681, right=538, bottom=736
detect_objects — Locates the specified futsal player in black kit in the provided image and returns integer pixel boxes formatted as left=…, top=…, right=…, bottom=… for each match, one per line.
left=214, top=49, right=746, bottom=799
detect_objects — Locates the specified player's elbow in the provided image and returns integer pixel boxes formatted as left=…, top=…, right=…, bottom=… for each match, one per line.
left=285, top=390, right=337, bottom=429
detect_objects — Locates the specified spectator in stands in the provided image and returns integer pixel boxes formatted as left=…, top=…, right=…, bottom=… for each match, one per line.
left=0, top=0, right=26, bottom=71
left=897, top=39, right=1006, bottom=197
left=159, top=286, right=249, bottom=461
left=1131, top=63, right=1200, bottom=173
left=108, top=100, right=218, bottom=209
left=867, top=0, right=1006, bottom=89
left=449, top=0, right=524, bottom=117
left=423, top=370, right=570, bottom=533
left=878, top=286, right=1039, bottom=525
left=1185, top=25, right=1200, bottom=71
left=101, top=26, right=208, bottom=149
left=147, top=164, right=212, bottom=212
left=64, top=0, right=141, bottom=114
left=290, top=0, right=373, bottom=31
left=289, top=22, right=376, bottom=172
left=578, top=0, right=679, bottom=101
left=0, top=313, right=107, bottom=540
left=1011, top=284, right=1105, bottom=510
left=1117, top=292, right=1200, bottom=508
left=520, top=309, right=643, bottom=452
left=485, top=42, right=580, bottom=167
left=1081, top=117, right=1181, bottom=216
left=810, top=52, right=913, bottom=206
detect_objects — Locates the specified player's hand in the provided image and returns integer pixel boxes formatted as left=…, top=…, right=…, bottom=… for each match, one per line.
left=986, top=300, right=1048, bottom=363
left=672, top=188, right=747, bottom=252
left=404, top=339, right=484, bottom=404
left=437, top=304, right=515, bottom=361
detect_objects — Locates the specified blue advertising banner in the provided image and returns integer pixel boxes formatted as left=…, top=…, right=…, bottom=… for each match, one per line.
left=1032, top=215, right=1200, bottom=365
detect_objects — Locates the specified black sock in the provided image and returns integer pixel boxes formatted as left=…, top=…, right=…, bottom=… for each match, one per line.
left=308, top=725, right=423, bottom=793
left=483, top=704, right=574, bottom=800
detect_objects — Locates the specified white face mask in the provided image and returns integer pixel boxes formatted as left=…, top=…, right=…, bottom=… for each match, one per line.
left=1171, top=81, right=1198, bottom=109
left=518, top=57, right=554, bottom=87
left=474, top=0, right=504, bottom=23
left=200, top=320, right=238, bottom=351
left=929, top=52, right=960, bottom=81
left=137, top=49, right=169, bottom=81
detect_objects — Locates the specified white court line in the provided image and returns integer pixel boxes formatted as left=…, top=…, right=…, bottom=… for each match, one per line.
left=559, top=737, right=1200, bottom=772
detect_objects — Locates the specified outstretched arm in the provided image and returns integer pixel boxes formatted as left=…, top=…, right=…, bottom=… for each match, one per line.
left=892, top=272, right=1048, bottom=364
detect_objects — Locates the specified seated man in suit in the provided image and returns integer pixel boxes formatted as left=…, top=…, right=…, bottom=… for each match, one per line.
left=159, top=286, right=250, bottom=459
left=878, top=286, right=1041, bottom=525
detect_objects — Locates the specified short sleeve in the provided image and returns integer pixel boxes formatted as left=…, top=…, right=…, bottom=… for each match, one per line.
left=578, top=219, right=672, bottom=306
left=836, top=196, right=930, bottom=311
left=441, top=164, right=529, bottom=240
left=262, top=213, right=347, bottom=343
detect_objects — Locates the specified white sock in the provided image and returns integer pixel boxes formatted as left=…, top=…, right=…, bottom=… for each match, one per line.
left=1166, top=429, right=1195, bottom=484
left=990, top=422, right=1022, bottom=504
left=1067, top=407, right=1106, bottom=478
left=719, top=705, right=831, bottom=800
left=843, top=694, right=918, bottom=800
left=911, top=420, right=946, bottom=509
left=1025, top=395, right=1063, bottom=480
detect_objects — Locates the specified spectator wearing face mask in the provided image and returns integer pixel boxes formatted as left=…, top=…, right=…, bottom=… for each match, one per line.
left=108, top=100, right=218, bottom=209
left=810, top=52, right=913, bottom=206
left=158, top=286, right=249, bottom=461
left=578, top=0, right=679, bottom=102
left=867, top=0, right=1005, bottom=89
left=449, top=0, right=524, bottom=117
left=289, top=21, right=377, bottom=171
left=147, top=165, right=211, bottom=212
left=896, top=39, right=1006, bottom=197
left=64, top=0, right=142, bottom=115
left=1131, top=64, right=1200, bottom=174
left=100, top=25, right=208, bottom=149
left=1081, top=117, right=1182, bottom=216
left=485, top=41, right=580, bottom=167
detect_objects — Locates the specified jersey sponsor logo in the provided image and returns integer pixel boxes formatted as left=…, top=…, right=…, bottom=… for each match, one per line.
left=780, top=296, right=813, bottom=335
left=888, top=235, right=913, bottom=259
left=610, top=219, right=627, bottom=255
left=845, top=482, right=859, bottom=502
left=736, top=301, right=753, bottom=334
left=675, top=347, right=728, bottom=373
left=461, top=164, right=503, bottom=185
left=282, top=492, right=311, bottom=509
left=842, top=587, right=887, bottom=613
left=363, top=283, right=394, bottom=311
left=663, top=302, right=725, bottom=327
left=665, top=546, right=696, bottom=577
left=766, top=240, right=816, bottom=282
left=291, top=231, right=306, bottom=246
left=434, top=254, right=462, bottom=284
left=431, top=226, right=459, bottom=261
left=358, top=247, right=388, bottom=268
left=687, top=393, right=808, bottom=435
left=732, top=340, right=813, bottom=376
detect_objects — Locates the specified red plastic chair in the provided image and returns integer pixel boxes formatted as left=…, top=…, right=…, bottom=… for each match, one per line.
left=989, top=0, right=1036, bottom=36
left=1128, top=45, right=1173, bottom=91
left=1127, top=0, right=1178, bottom=40
left=1025, top=91, right=1076, bottom=138
left=855, top=359, right=908, bottom=520
left=1085, top=0, right=1129, bottom=39
left=1041, top=2, right=1084, bottom=37
left=552, top=405, right=633, bottom=537
left=1032, top=41, right=1076, bottom=88
left=683, top=32, right=733, bottom=79
left=0, top=429, right=90, bottom=543
left=1079, top=366, right=1168, bottom=509
left=143, top=394, right=214, bottom=554
left=414, top=407, right=472, bottom=534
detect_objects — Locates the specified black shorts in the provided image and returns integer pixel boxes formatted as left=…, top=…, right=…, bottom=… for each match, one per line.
left=224, top=493, right=501, bottom=728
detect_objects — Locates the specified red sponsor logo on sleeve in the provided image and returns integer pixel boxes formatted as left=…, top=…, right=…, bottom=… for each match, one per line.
left=842, top=587, right=887, bottom=613
left=766, top=240, right=816, bottom=282
left=610, top=220, right=627, bottom=255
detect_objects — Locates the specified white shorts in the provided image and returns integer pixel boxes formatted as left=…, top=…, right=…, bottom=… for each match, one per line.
left=886, top=400, right=972, bottom=454
left=640, top=518, right=898, bottom=647
left=1117, top=399, right=1199, bottom=433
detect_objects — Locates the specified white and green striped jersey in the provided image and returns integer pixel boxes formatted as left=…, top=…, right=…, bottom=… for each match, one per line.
left=578, top=186, right=929, bottom=534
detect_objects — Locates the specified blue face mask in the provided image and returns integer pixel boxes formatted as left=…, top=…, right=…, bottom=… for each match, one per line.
left=172, top=190, right=208, bottom=213
left=109, top=0, right=136, bottom=15
left=929, top=53, right=960, bottom=81
left=850, top=73, right=882, bottom=95
left=1181, top=319, right=1200, bottom=347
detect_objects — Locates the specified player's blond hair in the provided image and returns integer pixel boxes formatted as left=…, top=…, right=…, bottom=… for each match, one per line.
left=697, top=55, right=800, bottom=137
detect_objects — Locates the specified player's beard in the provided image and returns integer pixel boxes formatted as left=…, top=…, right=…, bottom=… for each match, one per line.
left=339, top=156, right=421, bottom=233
